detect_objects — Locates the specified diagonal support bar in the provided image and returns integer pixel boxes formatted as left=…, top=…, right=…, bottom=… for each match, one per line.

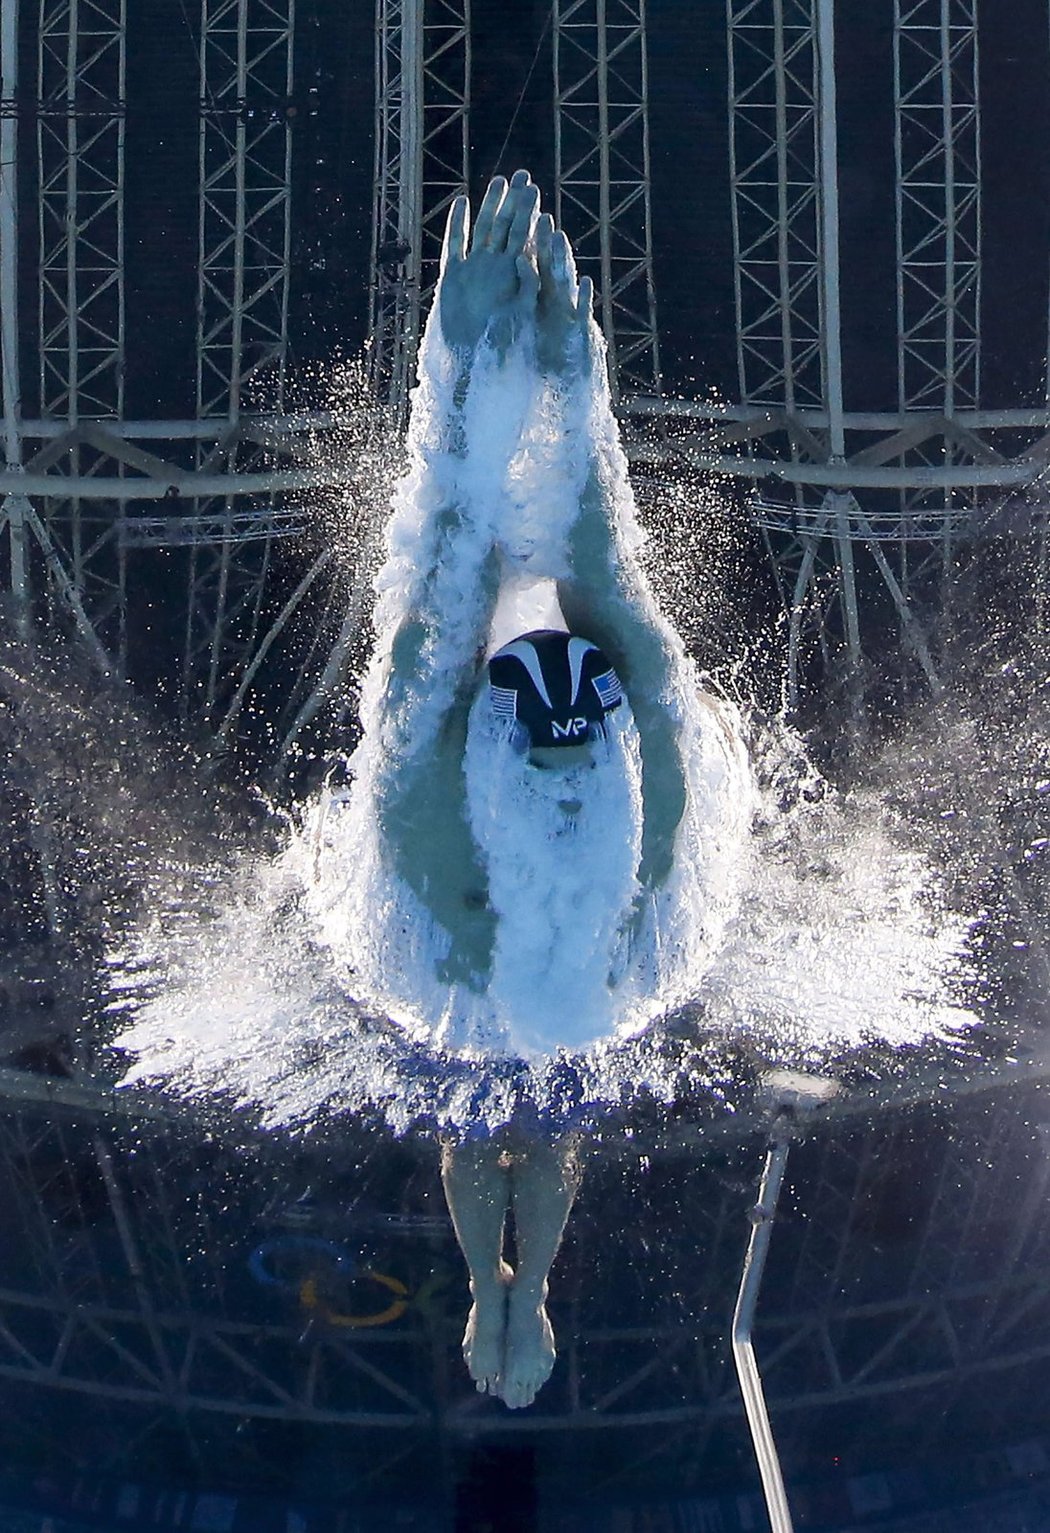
left=732, top=1117, right=795, bottom=1533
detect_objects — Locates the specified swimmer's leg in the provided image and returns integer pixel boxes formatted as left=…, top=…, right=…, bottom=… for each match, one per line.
left=500, top=1134, right=583, bottom=1409
left=440, top=1138, right=513, bottom=1395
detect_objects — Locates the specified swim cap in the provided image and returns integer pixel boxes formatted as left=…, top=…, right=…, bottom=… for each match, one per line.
left=487, top=629, right=623, bottom=749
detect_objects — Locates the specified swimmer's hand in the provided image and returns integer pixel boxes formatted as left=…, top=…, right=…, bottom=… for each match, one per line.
left=534, top=211, right=595, bottom=380
left=438, top=170, right=540, bottom=356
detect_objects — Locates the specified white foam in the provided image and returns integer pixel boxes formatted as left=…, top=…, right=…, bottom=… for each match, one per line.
left=299, top=301, right=755, bottom=1059
left=111, top=305, right=976, bottom=1133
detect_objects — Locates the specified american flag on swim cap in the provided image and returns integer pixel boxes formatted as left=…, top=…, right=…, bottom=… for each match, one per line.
left=591, top=667, right=622, bottom=710
left=490, top=685, right=517, bottom=719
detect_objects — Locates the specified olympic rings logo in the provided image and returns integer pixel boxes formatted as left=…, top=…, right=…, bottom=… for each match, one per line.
left=248, top=1235, right=411, bottom=1329
left=300, top=1268, right=410, bottom=1329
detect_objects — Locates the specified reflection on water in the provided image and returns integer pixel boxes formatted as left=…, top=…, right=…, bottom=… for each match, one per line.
left=0, top=1081, right=1046, bottom=1528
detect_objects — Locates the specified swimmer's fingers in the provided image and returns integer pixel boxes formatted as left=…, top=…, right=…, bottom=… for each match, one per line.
left=576, top=274, right=593, bottom=334
left=562, top=231, right=580, bottom=293
left=535, top=212, right=555, bottom=286
left=488, top=183, right=520, bottom=251
left=550, top=230, right=579, bottom=303
left=472, top=175, right=507, bottom=252
left=515, top=252, right=540, bottom=312
left=506, top=182, right=540, bottom=259
left=442, top=195, right=469, bottom=269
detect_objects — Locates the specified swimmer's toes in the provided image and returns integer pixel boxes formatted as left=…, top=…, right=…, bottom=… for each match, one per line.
left=462, top=1268, right=511, bottom=1394
left=500, top=1299, right=556, bottom=1409
left=463, top=1301, right=503, bottom=1393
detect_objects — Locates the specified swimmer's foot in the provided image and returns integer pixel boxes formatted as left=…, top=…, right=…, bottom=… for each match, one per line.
left=463, top=1264, right=512, bottom=1395
left=499, top=1281, right=556, bottom=1409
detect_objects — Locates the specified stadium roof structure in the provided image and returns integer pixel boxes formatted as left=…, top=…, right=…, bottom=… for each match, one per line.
left=0, top=3, right=1049, bottom=1525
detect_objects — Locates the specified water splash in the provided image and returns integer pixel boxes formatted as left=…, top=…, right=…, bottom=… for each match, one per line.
left=111, top=313, right=979, bottom=1134
left=109, top=715, right=975, bottom=1136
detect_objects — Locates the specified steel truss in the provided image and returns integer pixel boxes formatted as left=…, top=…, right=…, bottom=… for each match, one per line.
left=37, top=0, right=125, bottom=424
left=718, top=0, right=1008, bottom=709
left=33, top=0, right=128, bottom=660
left=368, top=0, right=470, bottom=418
left=624, top=399, right=1050, bottom=505
left=1, top=0, right=126, bottom=666
left=513, top=1095, right=1050, bottom=1453
left=889, top=0, right=982, bottom=624
left=553, top=0, right=660, bottom=400
left=196, top=0, right=294, bottom=422
left=183, top=0, right=296, bottom=725
left=2, top=1, right=361, bottom=756
left=0, top=413, right=355, bottom=738
left=0, top=1263, right=1046, bottom=1437
left=727, top=0, right=821, bottom=414
left=895, top=0, right=980, bottom=420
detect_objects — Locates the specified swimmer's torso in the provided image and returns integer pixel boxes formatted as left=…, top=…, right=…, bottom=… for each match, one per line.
left=378, top=578, right=642, bottom=1025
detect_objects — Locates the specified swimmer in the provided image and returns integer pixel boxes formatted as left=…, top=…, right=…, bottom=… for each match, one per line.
left=353, top=170, right=739, bottom=1406
left=372, top=169, right=692, bottom=1017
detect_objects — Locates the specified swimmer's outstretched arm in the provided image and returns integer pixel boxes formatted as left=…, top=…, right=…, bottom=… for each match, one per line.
left=529, top=214, right=688, bottom=891
left=371, top=174, right=543, bottom=981
left=564, top=473, right=688, bottom=893
left=379, top=170, right=543, bottom=742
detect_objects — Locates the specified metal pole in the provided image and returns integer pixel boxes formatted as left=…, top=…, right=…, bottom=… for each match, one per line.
left=64, top=0, right=80, bottom=419
left=92, top=1136, right=177, bottom=1396
left=817, top=0, right=864, bottom=720
left=0, top=0, right=21, bottom=467
left=279, top=0, right=294, bottom=411
left=831, top=489, right=863, bottom=674
left=399, top=0, right=424, bottom=409
left=1, top=0, right=31, bottom=636
left=939, top=0, right=955, bottom=415
left=595, top=0, right=616, bottom=400
left=732, top=1116, right=795, bottom=1533
left=230, top=0, right=249, bottom=421
left=772, top=0, right=795, bottom=416
left=636, top=0, right=659, bottom=391
left=815, top=0, right=844, bottom=461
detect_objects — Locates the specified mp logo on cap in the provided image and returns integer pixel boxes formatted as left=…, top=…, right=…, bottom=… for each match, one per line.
left=551, top=717, right=589, bottom=739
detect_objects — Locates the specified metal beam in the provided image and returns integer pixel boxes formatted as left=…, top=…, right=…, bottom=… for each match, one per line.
left=184, top=0, right=297, bottom=726
left=35, top=0, right=128, bottom=658
left=895, top=0, right=981, bottom=418
left=723, top=1, right=1002, bottom=704
left=1, top=0, right=31, bottom=636
left=892, top=0, right=982, bottom=580
left=0, top=467, right=342, bottom=500
left=37, top=0, right=126, bottom=422
left=196, top=0, right=294, bottom=421
left=815, top=0, right=843, bottom=459
left=554, top=0, right=660, bottom=399
left=623, top=399, right=1050, bottom=429
left=727, top=0, right=822, bottom=412
left=732, top=1118, right=795, bottom=1533
left=369, top=0, right=470, bottom=418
